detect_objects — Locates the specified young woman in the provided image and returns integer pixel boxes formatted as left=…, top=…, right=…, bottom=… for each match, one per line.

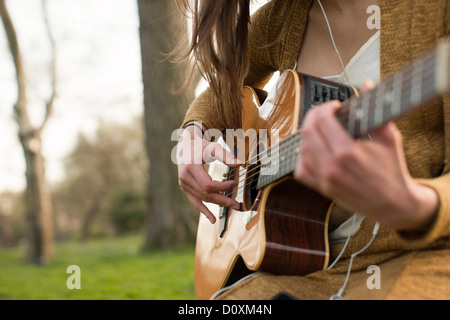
left=177, top=0, right=450, bottom=299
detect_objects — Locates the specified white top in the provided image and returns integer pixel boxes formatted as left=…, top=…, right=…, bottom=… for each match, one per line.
left=323, top=30, right=380, bottom=87
left=326, top=30, right=381, bottom=243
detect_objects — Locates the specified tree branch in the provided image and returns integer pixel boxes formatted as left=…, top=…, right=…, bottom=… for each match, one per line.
left=0, top=0, right=31, bottom=134
left=40, top=0, right=57, bottom=131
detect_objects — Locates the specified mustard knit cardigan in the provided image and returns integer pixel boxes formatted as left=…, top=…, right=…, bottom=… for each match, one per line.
left=183, top=0, right=450, bottom=299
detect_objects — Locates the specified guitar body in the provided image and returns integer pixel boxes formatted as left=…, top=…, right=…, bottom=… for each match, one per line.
left=194, top=40, right=450, bottom=299
left=194, top=70, right=349, bottom=300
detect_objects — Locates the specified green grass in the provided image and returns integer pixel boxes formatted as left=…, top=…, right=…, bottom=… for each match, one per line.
left=0, top=235, right=196, bottom=300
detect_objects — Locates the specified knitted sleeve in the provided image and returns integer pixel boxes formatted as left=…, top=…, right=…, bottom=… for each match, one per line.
left=398, top=4, right=450, bottom=245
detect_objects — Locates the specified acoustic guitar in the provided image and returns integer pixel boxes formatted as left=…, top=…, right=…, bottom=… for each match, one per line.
left=194, top=38, right=450, bottom=300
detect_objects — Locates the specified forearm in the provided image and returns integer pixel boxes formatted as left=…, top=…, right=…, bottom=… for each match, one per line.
left=398, top=174, right=450, bottom=245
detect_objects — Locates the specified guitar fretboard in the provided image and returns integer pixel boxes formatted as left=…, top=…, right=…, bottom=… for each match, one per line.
left=257, top=133, right=301, bottom=188
left=256, top=39, right=449, bottom=190
left=337, top=48, right=445, bottom=137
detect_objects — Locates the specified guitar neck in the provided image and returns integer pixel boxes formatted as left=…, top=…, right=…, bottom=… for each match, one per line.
left=337, top=40, right=450, bottom=137
left=257, top=38, right=450, bottom=190
left=257, top=133, right=301, bottom=188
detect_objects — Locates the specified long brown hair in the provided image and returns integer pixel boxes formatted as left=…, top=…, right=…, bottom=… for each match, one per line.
left=177, top=0, right=251, bottom=130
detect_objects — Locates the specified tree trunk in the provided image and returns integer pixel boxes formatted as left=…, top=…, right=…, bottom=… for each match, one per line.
left=0, top=0, right=55, bottom=264
left=138, top=0, right=198, bottom=249
left=21, top=130, right=54, bottom=264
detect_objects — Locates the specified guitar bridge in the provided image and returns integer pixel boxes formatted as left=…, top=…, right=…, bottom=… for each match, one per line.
left=218, top=205, right=229, bottom=238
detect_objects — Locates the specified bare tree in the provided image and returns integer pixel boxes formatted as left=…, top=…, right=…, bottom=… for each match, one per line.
left=138, top=0, right=198, bottom=249
left=0, top=0, right=57, bottom=264
left=53, top=117, right=148, bottom=241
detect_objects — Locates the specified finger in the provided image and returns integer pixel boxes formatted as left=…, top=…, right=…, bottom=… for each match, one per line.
left=181, top=174, right=240, bottom=210
left=370, top=122, right=402, bottom=146
left=203, top=142, right=243, bottom=167
left=314, top=101, right=356, bottom=158
left=189, top=165, right=236, bottom=192
left=297, top=104, right=337, bottom=181
left=303, top=101, right=353, bottom=157
left=202, top=191, right=240, bottom=211
left=298, top=129, right=328, bottom=177
left=294, top=156, right=318, bottom=188
left=185, top=191, right=216, bottom=224
left=185, top=165, right=240, bottom=208
left=361, top=79, right=376, bottom=93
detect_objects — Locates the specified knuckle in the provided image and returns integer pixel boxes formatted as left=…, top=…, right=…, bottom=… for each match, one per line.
left=321, top=165, right=341, bottom=193
left=193, top=203, right=203, bottom=212
left=178, top=174, right=189, bottom=186
left=201, top=190, right=211, bottom=202
left=334, top=148, right=357, bottom=165
left=178, top=166, right=190, bottom=178
left=316, top=108, right=328, bottom=121
left=204, top=183, right=214, bottom=193
left=324, top=167, right=340, bottom=184
left=179, top=184, right=188, bottom=193
left=301, top=125, right=313, bottom=139
left=203, top=142, right=216, bottom=154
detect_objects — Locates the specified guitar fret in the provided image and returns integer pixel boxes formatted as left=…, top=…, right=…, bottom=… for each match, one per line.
left=342, top=47, right=441, bottom=137
left=373, top=83, right=385, bottom=129
left=346, top=99, right=355, bottom=137
left=391, top=71, right=403, bottom=118
left=422, top=63, right=437, bottom=101
left=411, top=60, right=424, bottom=106
left=350, top=98, right=361, bottom=137
left=360, top=91, right=370, bottom=133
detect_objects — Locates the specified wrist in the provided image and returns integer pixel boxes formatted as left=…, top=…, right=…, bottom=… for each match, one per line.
left=398, top=181, right=439, bottom=236
left=183, top=121, right=209, bottom=141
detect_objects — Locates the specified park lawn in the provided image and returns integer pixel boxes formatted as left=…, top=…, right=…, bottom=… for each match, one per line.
left=0, top=235, right=196, bottom=300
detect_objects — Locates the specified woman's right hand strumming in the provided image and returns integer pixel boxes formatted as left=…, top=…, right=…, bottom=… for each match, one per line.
left=177, top=122, right=242, bottom=224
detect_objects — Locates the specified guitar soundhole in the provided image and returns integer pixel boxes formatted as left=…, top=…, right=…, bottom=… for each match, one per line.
left=243, top=142, right=264, bottom=210
left=244, top=163, right=260, bottom=209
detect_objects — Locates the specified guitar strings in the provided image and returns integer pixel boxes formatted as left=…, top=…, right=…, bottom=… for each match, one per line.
left=222, top=136, right=301, bottom=200
left=222, top=66, right=438, bottom=201
left=223, top=135, right=302, bottom=199
left=221, top=55, right=438, bottom=191
left=230, top=50, right=438, bottom=177
left=337, top=53, right=436, bottom=119
left=223, top=133, right=301, bottom=196
left=206, top=48, right=441, bottom=202
left=228, top=40, right=441, bottom=184
left=220, top=61, right=441, bottom=202
left=337, top=64, right=436, bottom=129
left=341, top=55, right=436, bottom=108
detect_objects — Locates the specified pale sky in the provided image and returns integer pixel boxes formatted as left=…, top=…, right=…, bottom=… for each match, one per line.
left=0, top=0, right=271, bottom=193
left=0, top=0, right=143, bottom=192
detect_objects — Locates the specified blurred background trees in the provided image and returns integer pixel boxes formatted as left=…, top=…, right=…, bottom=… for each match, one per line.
left=0, top=0, right=201, bottom=264
left=52, top=116, right=148, bottom=241
left=138, top=0, right=198, bottom=250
